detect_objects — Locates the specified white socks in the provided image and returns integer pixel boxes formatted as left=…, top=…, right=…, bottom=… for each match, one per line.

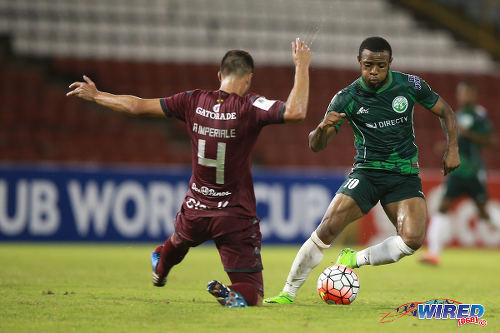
left=282, top=233, right=416, bottom=297
left=426, top=212, right=450, bottom=256
left=282, top=231, right=330, bottom=298
left=356, top=235, right=415, bottom=266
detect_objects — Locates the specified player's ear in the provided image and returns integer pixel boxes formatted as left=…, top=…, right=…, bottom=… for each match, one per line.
left=246, top=73, right=253, bottom=84
left=217, top=71, right=222, bottom=82
left=357, top=55, right=361, bottom=64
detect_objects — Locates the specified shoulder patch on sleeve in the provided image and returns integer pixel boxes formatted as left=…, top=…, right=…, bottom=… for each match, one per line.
left=407, top=74, right=422, bottom=90
left=253, top=96, right=277, bottom=111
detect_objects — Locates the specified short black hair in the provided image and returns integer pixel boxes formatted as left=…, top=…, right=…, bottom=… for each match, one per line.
left=220, top=50, right=254, bottom=77
left=359, top=36, right=392, bottom=58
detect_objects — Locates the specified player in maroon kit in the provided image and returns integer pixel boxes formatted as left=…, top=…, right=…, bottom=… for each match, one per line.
left=67, top=38, right=311, bottom=307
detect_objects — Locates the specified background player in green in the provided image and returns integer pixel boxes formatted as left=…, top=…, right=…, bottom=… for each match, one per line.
left=266, top=36, right=460, bottom=304
left=420, top=80, right=497, bottom=266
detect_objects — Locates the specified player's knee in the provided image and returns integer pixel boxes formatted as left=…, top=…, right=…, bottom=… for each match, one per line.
left=169, top=233, right=191, bottom=251
left=227, top=272, right=263, bottom=306
left=229, top=282, right=260, bottom=306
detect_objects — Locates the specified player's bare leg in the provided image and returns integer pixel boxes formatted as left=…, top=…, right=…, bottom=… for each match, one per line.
left=475, top=201, right=500, bottom=229
left=265, top=194, right=363, bottom=303
left=477, top=202, right=490, bottom=221
left=315, top=194, right=365, bottom=244
left=420, top=197, right=453, bottom=265
left=353, top=197, right=426, bottom=267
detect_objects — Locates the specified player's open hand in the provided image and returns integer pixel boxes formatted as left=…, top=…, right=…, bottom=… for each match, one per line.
left=292, top=38, right=311, bottom=68
left=442, top=149, right=460, bottom=175
left=319, top=111, right=346, bottom=129
left=66, top=75, right=98, bottom=102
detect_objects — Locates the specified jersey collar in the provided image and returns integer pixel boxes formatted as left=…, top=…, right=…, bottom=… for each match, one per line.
left=358, top=70, right=393, bottom=94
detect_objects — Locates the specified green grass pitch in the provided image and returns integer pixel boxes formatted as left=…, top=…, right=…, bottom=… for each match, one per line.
left=1, top=243, right=499, bottom=332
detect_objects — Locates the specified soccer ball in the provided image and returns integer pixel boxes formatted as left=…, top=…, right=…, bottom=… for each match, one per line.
left=317, top=265, right=359, bottom=305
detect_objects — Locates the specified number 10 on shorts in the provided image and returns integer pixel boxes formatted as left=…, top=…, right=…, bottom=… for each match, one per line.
left=344, top=178, right=360, bottom=189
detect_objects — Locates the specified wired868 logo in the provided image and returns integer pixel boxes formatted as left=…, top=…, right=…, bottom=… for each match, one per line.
left=379, top=299, right=488, bottom=327
left=419, top=301, right=487, bottom=327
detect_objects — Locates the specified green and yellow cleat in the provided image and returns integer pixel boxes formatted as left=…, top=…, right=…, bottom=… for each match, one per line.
left=264, top=291, right=294, bottom=304
left=335, top=248, right=359, bottom=268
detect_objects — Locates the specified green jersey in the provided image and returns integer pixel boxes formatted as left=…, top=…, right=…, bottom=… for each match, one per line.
left=453, top=105, right=492, bottom=178
left=327, top=70, right=439, bottom=175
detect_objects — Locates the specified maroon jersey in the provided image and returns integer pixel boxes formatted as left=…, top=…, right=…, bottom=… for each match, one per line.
left=161, top=89, right=285, bottom=217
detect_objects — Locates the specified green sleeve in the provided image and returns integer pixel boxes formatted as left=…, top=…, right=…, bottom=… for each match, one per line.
left=408, top=75, right=439, bottom=109
left=325, top=89, right=352, bottom=131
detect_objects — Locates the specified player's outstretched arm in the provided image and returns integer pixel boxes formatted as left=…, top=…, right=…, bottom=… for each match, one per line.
left=66, top=75, right=163, bottom=116
left=308, top=111, right=346, bottom=152
left=283, top=38, right=311, bottom=123
left=428, top=96, right=460, bottom=175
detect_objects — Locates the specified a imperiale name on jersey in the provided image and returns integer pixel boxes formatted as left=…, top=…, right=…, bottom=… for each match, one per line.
left=193, top=123, right=236, bottom=138
left=195, top=106, right=236, bottom=120
left=191, top=182, right=231, bottom=197
left=365, top=116, right=408, bottom=129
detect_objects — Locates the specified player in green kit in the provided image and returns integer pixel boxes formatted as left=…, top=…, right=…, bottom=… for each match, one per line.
left=265, top=36, right=460, bottom=304
left=420, top=80, right=496, bottom=266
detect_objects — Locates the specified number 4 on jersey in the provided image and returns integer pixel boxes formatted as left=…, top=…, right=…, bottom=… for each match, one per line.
left=197, top=139, right=226, bottom=184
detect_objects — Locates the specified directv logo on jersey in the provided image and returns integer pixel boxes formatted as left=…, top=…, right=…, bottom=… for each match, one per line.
left=365, top=116, right=408, bottom=129
left=357, top=107, right=369, bottom=114
left=418, top=303, right=487, bottom=327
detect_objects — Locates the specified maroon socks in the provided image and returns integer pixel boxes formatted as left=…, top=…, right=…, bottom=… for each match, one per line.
left=156, top=236, right=189, bottom=277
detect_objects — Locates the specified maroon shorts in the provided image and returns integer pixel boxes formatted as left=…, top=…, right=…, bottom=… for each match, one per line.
left=171, top=210, right=263, bottom=273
